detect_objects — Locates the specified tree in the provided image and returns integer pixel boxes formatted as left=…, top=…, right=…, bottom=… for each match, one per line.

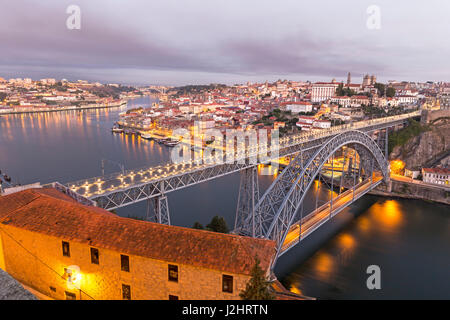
left=0, top=92, right=7, bottom=101
left=192, top=222, right=204, bottom=230
left=374, top=83, right=385, bottom=96
left=386, top=87, right=396, bottom=98
left=240, top=257, right=275, bottom=300
left=206, top=215, right=229, bottom=233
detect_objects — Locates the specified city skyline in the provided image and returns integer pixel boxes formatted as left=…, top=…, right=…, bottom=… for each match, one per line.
left=1, top=0, right=449, bottom=85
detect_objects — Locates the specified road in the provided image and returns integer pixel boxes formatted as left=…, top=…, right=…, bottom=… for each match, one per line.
left=281, top=175, right=383, bottom=253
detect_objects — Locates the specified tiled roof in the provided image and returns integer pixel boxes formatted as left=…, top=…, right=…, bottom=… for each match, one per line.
left=0, top=188, right=276, bottom=275
left=422, top=167, right=450, bottom=175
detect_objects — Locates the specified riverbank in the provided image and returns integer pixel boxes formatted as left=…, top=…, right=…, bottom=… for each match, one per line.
left=370, top=178, right=450, bottom=205
left=0, top=101, right=127, bottom=115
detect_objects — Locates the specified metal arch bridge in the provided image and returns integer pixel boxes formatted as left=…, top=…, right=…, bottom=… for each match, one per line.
left=234, top=129, right=389, bottom=264
left=58, top=110, right=420, bottom=261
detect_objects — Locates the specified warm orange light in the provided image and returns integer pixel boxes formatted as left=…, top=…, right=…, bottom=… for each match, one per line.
left=314, top=252, right=333, bottom=278
left=390, top=160, right=405, bottom=175
left=338, top=233, right=355, bottom=251
left=290, top=286, right=302, bottom=295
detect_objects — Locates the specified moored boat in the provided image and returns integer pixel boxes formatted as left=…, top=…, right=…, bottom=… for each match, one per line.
left=111, top=126, right=124, bottom=133
left=141, top=133, right=153, bottom=140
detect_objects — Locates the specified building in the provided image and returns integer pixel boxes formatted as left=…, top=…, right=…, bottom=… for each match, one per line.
left=283, top=101, right=313, bottom=113
left=422, top=168, right=450, bottom=186
left=363, top=74, right=376, bottom=86
left=397, top=95, right=418, bottom=105
left=312, top=120, right=331, bottom=129
left=0, top=188, right=276, bottom=300
left=311, top=83, right=339, bottom=103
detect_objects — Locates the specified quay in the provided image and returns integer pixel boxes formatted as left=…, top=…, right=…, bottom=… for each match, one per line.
left=0, top=101, right=127, bottom=115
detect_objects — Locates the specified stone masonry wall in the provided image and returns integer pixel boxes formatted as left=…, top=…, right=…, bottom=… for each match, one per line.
left=0, top=226, right=250, bottom=300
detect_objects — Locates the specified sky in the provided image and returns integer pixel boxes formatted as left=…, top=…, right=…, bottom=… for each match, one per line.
left=0, top=0, right=449, bottom=86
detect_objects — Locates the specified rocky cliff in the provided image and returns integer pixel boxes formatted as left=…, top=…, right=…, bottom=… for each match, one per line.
left=390, top=112, right=450, bottom=169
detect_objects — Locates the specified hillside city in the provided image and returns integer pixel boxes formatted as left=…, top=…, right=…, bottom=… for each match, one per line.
left=1, top=74, right=449, bottom=188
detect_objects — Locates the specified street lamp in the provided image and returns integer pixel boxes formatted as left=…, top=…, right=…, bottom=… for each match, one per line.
left=65, top=265, right=82, bottom=300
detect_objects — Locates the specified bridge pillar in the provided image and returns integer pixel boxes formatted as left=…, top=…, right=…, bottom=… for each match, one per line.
left=146, top=196, right=171, bottom=225
left=234, top=166, right=259, bottom=237
left=146, top=182, right=171, bottom=225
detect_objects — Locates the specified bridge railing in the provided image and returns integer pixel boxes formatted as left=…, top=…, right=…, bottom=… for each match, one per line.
left=66, top=110, right=420, bottom=194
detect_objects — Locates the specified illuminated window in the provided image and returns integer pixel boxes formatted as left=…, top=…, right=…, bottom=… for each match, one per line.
left=168, top=264, right=178, bottom=282
left=169, top=295, right=179, bottom=300
left=222, top=275, right=233, bottom=293
left=121, top=255, right=130, bottom=272
left=122, top=284, right=131, bottom=300
left=62, top=241, right=70, bottom=257
left=65, top=291, right=76, bottom=300
left=90, top=248, right=99, bottom=265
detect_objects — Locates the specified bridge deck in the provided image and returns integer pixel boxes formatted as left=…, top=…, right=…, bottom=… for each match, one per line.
left=280, top=175, right=383, bottom=255
left=65, top=111, right=419, bottom=209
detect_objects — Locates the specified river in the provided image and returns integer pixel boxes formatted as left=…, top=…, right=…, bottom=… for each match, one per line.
left=0, top=96, right=448, bottom=299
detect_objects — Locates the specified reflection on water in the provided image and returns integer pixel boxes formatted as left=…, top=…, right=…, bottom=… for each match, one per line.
left=1, top=98, right=449, bottom=299
left=279, top=197, right=450, bottom=299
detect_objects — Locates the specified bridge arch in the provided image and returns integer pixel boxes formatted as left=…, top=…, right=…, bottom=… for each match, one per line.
left=252, top=130, right=389, bottom=259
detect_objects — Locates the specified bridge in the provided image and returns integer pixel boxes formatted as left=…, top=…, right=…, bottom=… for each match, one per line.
left=59, top=110, right=421, bottom=266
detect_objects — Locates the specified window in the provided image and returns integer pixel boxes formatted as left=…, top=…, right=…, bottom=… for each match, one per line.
left=90, top=248, right=99, bottom=264
left=121, top=255, right=130, bottom=272
left=168, top=264, right=178, bottom=282
left=169, top=295, right=179, bottom=300
left=62, top=241, right=70, bottom=257
left=122, top=284, right=131, bottom=300
left=222, top=275, right=233, bottom=293
left=65, top=291, right=76, bottom=300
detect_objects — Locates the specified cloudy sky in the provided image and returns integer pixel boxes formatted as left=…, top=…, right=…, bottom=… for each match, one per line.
left=0, top=0, right=449, bottom=85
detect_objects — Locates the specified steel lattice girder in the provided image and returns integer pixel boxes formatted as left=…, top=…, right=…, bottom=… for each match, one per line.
left=71, top=114, right=415, bottom=210
left=253, top=130, right=389, bottom=257
left=234, top=166, right=260, bottom=237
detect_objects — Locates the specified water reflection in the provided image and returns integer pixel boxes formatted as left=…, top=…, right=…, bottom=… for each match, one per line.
left=279, top=197, right=449, bottom=299
left=0, top=99, right=448, bottom=299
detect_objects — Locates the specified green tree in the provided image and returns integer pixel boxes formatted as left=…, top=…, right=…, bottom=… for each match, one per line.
left=0, top=92, right=7, bottom=101
left=386, top=87, right=396, bottom=98
left=192, top=222, right=204, bottom=230
left=240, top=257, right=275, bottom=300
left=206, top=215, right=229, bottom=233
left=374, top=83, right=386, bottom=96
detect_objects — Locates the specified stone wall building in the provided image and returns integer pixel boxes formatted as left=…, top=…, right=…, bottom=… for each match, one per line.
left=422, top=167, right=450, bottom=186
left=0, top=188, right=276, bottom=300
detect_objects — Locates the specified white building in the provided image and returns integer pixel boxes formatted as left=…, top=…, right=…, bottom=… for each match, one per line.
left=422, top=168, right=450, bottom=186
left=397, top=95, right=418, bottom=105
left=284, top=102, right=313, bottom=113
left=311, top=83, right=339, bottom=103
left=313, top=120, right=331, bottom=129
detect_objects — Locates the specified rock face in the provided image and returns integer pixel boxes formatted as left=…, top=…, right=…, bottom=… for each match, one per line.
left=390, top=118, right=450, bottom=170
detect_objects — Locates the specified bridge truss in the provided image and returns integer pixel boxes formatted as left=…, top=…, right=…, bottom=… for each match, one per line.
left=56, top=112, right=420, bottom=260
left=234, top=130, right=389, bottom=264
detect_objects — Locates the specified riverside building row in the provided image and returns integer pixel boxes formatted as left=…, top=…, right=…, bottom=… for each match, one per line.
left=0, top=188, right=276, bottom=300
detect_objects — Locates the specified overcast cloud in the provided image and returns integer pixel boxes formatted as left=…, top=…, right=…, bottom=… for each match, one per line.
left=0, top=0, right=449, bottom=85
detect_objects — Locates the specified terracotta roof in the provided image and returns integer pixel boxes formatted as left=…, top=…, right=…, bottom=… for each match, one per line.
left=422, top=167, right=450, bottom=174
left=0, top=188, right=276, bottom=276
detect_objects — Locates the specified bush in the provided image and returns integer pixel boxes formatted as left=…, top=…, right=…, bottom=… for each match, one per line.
left=388, top=119, right=429, bottom=154
left=240, top=257, right=275, bottom=300
left=206, top=216, right=229, bottom=233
